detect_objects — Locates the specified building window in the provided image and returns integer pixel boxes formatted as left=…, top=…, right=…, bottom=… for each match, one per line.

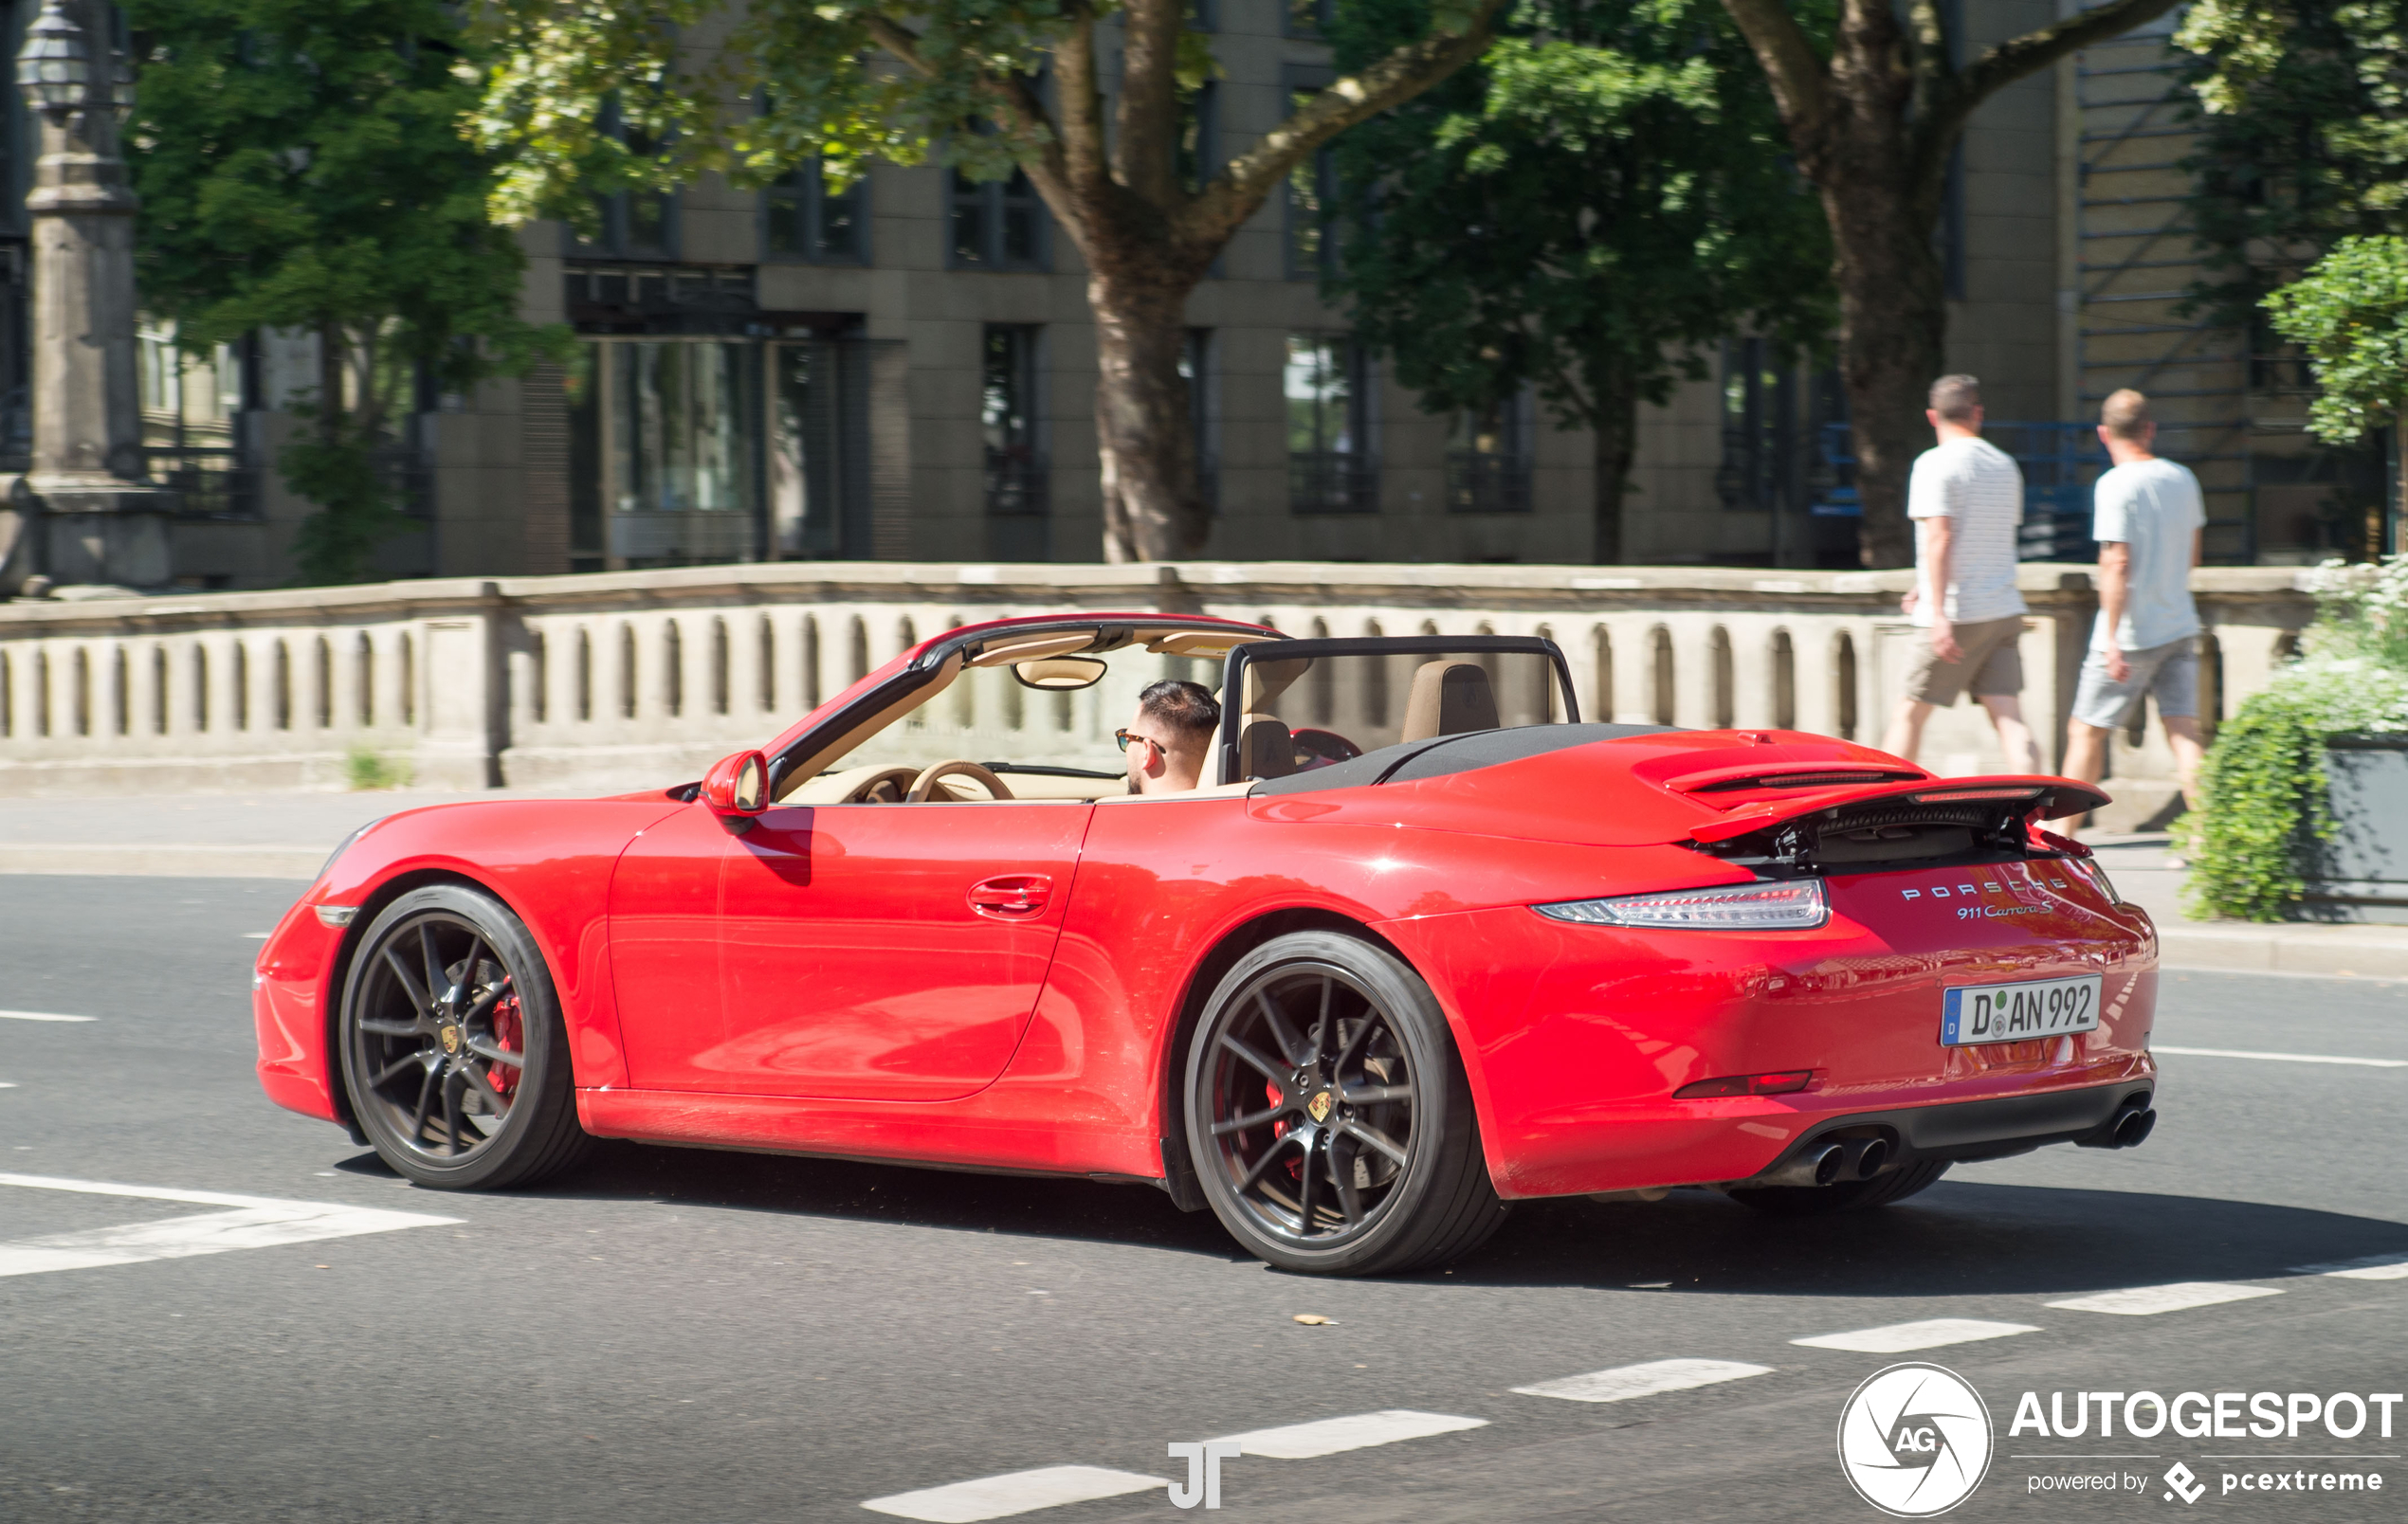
left=1181, top=328, right=1217, bottom=512
left=1189, top=0, right=1218, bottom=32
left=1283, top=75, right=1337, bottom=280
left=573, top=108, right=677, bottom=260
left=1177, top=82, right=1218, bottom=193
left=983, top=324, right=1047, bottom=524
left=577, top=338, right=760, bottom=566
left=1286, top=333, right=1376, bottom=515
left=952, top=168, right=1048, bottom=271
left=1285, top=0, right=1333, bottom=38
left=769, top=337, right=874, bottom=559
left=765, top=159, right=867, bottom=264
left=1718, top=337, right=1796, bottom=514
left=1447, top=391, right=1533, bottom=514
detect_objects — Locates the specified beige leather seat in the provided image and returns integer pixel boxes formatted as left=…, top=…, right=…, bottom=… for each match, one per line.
left=1401, top=661, right=1501, bottom=742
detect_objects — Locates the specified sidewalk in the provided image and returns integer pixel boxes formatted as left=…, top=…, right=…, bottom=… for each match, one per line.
left=1, top=794, right=2402, bottom=978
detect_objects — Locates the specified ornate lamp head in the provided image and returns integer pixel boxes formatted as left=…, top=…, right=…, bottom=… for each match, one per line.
left=15, top=0, right=91, bottom=120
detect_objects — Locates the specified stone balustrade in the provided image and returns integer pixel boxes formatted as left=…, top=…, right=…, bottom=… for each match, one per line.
left=0, top=562, right=2315, bottom=828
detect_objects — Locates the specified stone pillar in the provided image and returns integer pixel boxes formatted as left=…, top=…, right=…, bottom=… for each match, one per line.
left=17, top=0, right=174, bottom=590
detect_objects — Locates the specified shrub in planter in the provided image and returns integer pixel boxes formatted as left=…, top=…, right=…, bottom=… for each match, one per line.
left=2188, top=557, right=2408, bottom=921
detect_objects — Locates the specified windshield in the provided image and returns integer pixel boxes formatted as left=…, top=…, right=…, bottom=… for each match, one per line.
left=1225, top=641, right=1575, bottom=782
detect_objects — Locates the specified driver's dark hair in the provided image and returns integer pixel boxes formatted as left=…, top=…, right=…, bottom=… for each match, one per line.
left=1139, top=679, right=1220, bottom=746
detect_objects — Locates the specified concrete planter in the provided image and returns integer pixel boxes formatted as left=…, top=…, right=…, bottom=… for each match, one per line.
left=2299, top=734, right=2408, bottom=923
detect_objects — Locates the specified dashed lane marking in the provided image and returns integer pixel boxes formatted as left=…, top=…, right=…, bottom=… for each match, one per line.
left=0, top=1010, right=98, bottom=1023
left=2044, top=1281, right=2285, bottom=1315
left=0, top=1172, right=459, bottom=1278
left=1791, top=1318, right=2041, bottom=1353
left=861, top=1466, right=1169, bottom=1522
left=2153, top=1044, right=2407, bottom=1068
left=1511, top=1358, right=1772, bottom=1405
left=1213, top=1409, right=1487, bottom=1459
left=2293, top=1251, right=2408, bottom=1280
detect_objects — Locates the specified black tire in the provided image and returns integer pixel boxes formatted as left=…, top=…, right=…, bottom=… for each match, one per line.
left=1183, top=931, right=1508, bottom=1276
left=338, top=884, right=593, bottom=1190
left=1727, top=1159, right=1951, bottom=1215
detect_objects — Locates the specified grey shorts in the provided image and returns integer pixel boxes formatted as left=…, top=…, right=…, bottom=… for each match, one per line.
left=2071, top=636, right=2198, bottom=730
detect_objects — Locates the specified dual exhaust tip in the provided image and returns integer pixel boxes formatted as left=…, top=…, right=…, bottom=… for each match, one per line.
left=1754, top=1135, right=1889, bottom=1189
left=2078, top=1102, right=2158, bottom=1151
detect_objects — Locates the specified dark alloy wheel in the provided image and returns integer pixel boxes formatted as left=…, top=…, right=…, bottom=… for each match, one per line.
left=1727, top=1159, right=1951, bottom=1215
left=339, top=885, right=591, bottom=1190
left=1184, top=931, right=1507, bottom=1276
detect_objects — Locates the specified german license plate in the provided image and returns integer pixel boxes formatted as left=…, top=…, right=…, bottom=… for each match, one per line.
left=1941, top=974, right=2102, bottom=1045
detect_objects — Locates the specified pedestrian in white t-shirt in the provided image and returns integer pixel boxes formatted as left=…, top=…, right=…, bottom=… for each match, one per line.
left=2049, top=389, right=2205, bottom=834
left=1878, top=374, right=2043, bottom=772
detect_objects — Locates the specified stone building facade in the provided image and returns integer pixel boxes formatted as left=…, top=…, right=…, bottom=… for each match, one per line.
left=91, top=1, right=2344, bottom=588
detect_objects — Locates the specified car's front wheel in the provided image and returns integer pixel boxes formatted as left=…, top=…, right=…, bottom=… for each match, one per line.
left=338, top=885, right=593, bottom=1190
left=1184, top=931, right=1507, bottom=1276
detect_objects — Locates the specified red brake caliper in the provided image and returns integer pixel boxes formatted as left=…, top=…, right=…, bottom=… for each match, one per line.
left=489, top=985, right=521, bottom=1099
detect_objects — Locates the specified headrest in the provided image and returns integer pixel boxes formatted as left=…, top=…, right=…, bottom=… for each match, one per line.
left=1240, top=715, right=1297, bottom=780
left=1401, top=661, right=1500, bottom=743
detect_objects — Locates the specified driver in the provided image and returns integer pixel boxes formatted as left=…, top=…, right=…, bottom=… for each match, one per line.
left=1120, top=680, right=1221, bottom=795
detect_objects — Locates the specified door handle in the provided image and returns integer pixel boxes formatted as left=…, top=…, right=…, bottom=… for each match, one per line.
left=968, top=874, right=1052, bottom=918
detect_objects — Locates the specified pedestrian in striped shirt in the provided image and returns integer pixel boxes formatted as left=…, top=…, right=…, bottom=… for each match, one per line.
left=1879, top=374, right=2043, bottom=773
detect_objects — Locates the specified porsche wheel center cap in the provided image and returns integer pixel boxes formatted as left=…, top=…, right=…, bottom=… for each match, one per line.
left=438, top=1025, right=462, bottom=1055
left=1306, top=1090, right=1334, bottom=1124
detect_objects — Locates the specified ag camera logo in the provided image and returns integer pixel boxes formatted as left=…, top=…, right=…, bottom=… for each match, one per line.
left=1837, top=1363, right=1995, bottom=1516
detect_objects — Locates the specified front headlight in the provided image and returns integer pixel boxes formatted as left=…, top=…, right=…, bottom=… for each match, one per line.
left=1535, top=879, right=1828, bottom=930
left=316, top=823, right=374, bottom=884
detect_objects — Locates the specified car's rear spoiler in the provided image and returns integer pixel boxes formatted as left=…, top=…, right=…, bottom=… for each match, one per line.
left=1686, top=775, right=2112, bottom=846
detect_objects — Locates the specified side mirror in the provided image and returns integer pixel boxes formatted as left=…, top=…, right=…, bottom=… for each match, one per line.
left=701, top=750, right=770, bottom=834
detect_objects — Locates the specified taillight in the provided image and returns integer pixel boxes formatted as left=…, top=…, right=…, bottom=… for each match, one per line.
left=1535, top=879, right=1828, bottom=930
left=2068, top=857, right=2124, bottom=904
left=1674, top=1070, right=1815, bottom=1098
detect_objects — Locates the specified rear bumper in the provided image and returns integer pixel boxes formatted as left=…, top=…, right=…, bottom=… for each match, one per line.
left=1727, top=1081, right=2155, bottom=1187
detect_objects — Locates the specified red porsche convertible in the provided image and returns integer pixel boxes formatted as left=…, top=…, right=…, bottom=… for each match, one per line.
left=254, top=613, right=2157, bottom=1275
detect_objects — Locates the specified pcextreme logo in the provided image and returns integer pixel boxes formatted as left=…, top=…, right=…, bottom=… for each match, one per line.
left=1837, top=1363, right=1995, bottom=1517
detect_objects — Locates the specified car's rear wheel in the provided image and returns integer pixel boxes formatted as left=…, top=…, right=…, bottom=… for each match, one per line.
left=1727, top=1159, right=1951, bottom=1215
left=1184, top=931, right=1507, bottom=1276
left=338, top=885, right=592, bottom=1190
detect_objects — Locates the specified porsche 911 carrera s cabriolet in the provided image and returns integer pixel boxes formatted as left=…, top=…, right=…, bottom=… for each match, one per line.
left=254, top=613, right=2157, bottom=1275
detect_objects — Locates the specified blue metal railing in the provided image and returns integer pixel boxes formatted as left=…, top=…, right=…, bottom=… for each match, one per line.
left=1812, top=421, right=2104, bottom=562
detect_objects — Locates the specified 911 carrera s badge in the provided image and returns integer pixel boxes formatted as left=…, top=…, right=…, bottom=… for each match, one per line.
left=1306, top=1091, right=1334, bottom=1123
left=438, top=1025, right=461, bottom=1054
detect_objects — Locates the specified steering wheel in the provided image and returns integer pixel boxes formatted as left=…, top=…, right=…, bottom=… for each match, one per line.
left=906, top=760, right=1015, bottom=804
left=839, top=765, right=925, bottom=804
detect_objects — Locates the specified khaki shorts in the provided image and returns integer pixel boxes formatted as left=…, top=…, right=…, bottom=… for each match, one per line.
left=1905, top=615, right=2026, bottom=706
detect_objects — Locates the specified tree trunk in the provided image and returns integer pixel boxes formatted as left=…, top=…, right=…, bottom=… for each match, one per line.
left=1089, top=271, right=1206, bottom=563
left=1821, top=171, right=1946, bottom=570
left=1591, top=367, right=1640, bottom=564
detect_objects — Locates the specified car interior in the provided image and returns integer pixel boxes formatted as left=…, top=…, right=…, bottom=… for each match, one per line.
left=767, top=624, right=1579, bottom=805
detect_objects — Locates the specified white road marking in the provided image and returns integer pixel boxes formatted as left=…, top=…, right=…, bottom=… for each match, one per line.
left=2153, top=1044, right=2407, bottom=1068
left=0, top=1010, right=97, bottom=1023
left=1791, top=1318, right=2040, bottom=1353
left=861, top=1466, right=1169, bottom=1522
left=0, top=1172, right=459, bottom=1278
left=0, top=1082, right=14, bottom=1089
left=2292, top=1251, right=2408, bottom=1281
left=2045, top=1282, right=2284, bottom=1315
left=1511, top=1358, right=1772, bottom=1405
left=1213, top=1409, right=1487, bottom=1459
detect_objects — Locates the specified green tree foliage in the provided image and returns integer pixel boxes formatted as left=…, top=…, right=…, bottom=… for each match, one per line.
left=2265, top=235, right=2408, bottom=445
left=126, top=0, right=569, bottom=583
left=2177, top=1, right=2408, bottom=330
left=467, top=0, right=1511, bottom=561
left=1327, top=0, right=1833, bottom=561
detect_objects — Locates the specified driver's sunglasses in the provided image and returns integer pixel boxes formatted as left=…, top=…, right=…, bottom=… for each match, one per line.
left=1114, top=729, right=1161, bottom=753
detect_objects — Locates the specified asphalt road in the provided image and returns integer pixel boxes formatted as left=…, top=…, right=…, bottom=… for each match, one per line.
left=2, top=875, right=2403, bottom=1524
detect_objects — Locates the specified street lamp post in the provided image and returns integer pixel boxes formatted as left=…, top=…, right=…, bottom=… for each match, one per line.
left=5, top=0, right=172, bottom=593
